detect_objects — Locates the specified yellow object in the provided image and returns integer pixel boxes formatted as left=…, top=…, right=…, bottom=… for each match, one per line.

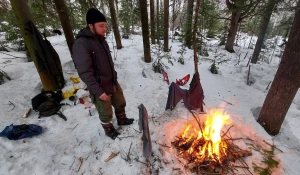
left=62, top=86, right=81, bottom=99
left=70, top=76, right=80, bottom=84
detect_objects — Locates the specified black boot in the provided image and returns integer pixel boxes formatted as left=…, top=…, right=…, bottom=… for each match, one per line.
left=116, top=113, right=134, bottom=126
left=101, top=123, right=120, bottom=140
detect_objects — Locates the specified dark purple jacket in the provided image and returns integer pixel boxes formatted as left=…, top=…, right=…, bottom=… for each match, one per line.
left=72, top=28, right=118, bottom=97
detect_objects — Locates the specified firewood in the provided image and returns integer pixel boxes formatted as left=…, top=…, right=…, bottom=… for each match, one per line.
left=21, top=108, right=31, bottom=118
left=104, top=152, right=120, bottom=162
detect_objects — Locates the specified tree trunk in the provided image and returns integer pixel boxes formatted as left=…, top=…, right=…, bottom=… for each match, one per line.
left=225, top=11, right=241, bottom=53
left=251, top=0, right=276, bottom=64
left=150, top=0, right=156, bottom=44
left=171, top=0, right=175, bottom=42
left=156, top=0, right=160, bottom=44
left=140, top=0, right=151, bottom=62
left=10, top=0, right=63, bottom=91
left=108, top=0, right=123, bottom=49
left=54, top=0, right=75, bottom=57
left=257, top=3, right=300, bottom=136
left=193, top=0, right=201, bottom=72
left=184, top=0, right=194, bottom=49
left=163, top=0, right=169, bottom=52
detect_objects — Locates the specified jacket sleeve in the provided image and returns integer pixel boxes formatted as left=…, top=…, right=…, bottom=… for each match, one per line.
left=72, top=39, right=104, bottom=98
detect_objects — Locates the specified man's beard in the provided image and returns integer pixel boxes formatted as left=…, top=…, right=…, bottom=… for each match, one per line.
left=91, top=27, right=104, bottom=37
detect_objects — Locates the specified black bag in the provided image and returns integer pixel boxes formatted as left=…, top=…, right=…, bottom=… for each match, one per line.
left=31, top=90, right=67, bottom=121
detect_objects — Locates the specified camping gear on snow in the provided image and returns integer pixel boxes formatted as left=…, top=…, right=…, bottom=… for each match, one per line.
left=165, top=72, right=204, bottom=111
left=0, top=124, right=42, bottom=140
left=162, top=71, right=170, bottom=85
left=138, top=104, right=152, bottom=157
left=76, top=89, right=92, bottom=107
left=31, top=91, right=68, bottom=121
left=62, top=86, right=80, bottom=99
left=176, top=74, right=190, bottom=86
left=69, top=76, right=80, bottom=84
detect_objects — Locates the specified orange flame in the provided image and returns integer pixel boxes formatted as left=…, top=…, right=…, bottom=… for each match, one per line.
left=181, top=109, right=231, bottom=162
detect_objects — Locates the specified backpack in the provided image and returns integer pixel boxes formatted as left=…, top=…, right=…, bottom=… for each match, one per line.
left=31, top=90, right=67, bottom=121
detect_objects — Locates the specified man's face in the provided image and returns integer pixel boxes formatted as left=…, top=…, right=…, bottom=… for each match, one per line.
left=89, top=22, right=107, bottom=37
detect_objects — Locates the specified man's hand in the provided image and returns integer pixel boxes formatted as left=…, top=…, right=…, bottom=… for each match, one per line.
left=99, top=93, right=110, bottom=101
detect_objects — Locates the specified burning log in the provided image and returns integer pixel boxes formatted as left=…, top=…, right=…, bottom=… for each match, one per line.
left=172, top=109, right=252, bottom=174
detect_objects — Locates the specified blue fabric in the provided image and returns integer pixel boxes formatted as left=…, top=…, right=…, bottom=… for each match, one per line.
left=0, top=124, right=42, bottom=140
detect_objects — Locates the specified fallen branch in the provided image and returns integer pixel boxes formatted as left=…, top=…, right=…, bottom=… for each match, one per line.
left=77, top=157, right=83, bottom=172
left=133, top=128, right=142, bottom=133
left=222, top=100, right=234, bottom=106
left=247, top=65, right=251, bottom=86
left=72, top=123, right=79, bottom=130
left=69, top=157, right=75, bottom=170
left=156, top=142, right=171, bottom=148
left=188, top=109, right=203, bottom=135
left=117, top=136, right=134, bottom=140
left=9, top=101, right=15, bottom=111
left=134, top=158, right=147, bottom=165
left=266, top=81, right=272, bottom=91
left=121, top=142, right=132, bottom=162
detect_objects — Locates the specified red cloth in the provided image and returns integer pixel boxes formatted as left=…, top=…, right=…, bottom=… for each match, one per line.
left=165, top=72, right=204, bottom=111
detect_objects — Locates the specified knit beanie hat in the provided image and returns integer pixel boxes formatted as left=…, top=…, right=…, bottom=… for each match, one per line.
left=86, top=8, right=107, bottom=24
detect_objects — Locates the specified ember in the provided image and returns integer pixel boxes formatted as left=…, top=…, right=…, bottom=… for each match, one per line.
left=172, top=109, right=252, bottom=174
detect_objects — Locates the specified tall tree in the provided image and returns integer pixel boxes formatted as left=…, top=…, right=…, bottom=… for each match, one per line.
left=184, top=0, right=194, bottom=49
left=193, top=0, right=201, bottom=72
left=54, top=0, right=75, bottom=57
left=251, top=0, right=277, bottom=64
left=10, top=0, right=64, bottom=91
left=257, top=2, right=300, bottom=136
left=140, top=0, right=151, bottom=62
left=156, top=0, right=160, bottom=44
left=164, top=0, right=169, bottom=52
left=108, top=0, right=123, bottom=49
left=225, top=0, right=261, bottom=53
left=150, top=0, right=156, bottom=44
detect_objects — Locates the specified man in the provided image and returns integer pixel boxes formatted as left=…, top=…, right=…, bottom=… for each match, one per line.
left=72, top=8, right=134, bottom=140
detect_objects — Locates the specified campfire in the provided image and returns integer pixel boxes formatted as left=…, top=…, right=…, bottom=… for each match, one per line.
left=172, top=109, right=252, bottom=174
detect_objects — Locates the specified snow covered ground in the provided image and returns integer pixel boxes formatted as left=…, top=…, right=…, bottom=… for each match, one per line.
left=0, top=33, right=299, bottom=175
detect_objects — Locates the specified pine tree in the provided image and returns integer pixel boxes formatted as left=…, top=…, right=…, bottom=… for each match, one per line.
left=108, top=0, right=123, bottom=49
left=257, top=2, right=300, bottom=136
left=140, top=0, right=151, bottom=62
left=251, top=0, right=277, bottom=64
left=54, top=0, right=75, bottom=57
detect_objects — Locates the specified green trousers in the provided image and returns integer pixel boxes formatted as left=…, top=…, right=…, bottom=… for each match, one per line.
left=91, top=85, right=126, bottom=123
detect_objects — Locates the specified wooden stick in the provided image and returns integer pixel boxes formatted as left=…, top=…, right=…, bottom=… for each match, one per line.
left=188, top=109, right=203, bottom=135
left=157, top=142, right=171, bottom=148
left=72, top=123, right=79, bottom=130
left=221, top=125, right=234, bottom=138
left=246, top=56, right=251, bottom=67
left=134, top=158, right=147, bottom=165
left=222, top=100, right=234, bottom=106
left=69, top=157, right=75, bottom=170
left=247, top=65, right=251, bottom=85
left=77, top=157, right=83, bottom=172
left=266, top=81, right=272, bottom=90
left=9, top=101, right=15, bottom=111
left=104, top=152, right=120, bottom=162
